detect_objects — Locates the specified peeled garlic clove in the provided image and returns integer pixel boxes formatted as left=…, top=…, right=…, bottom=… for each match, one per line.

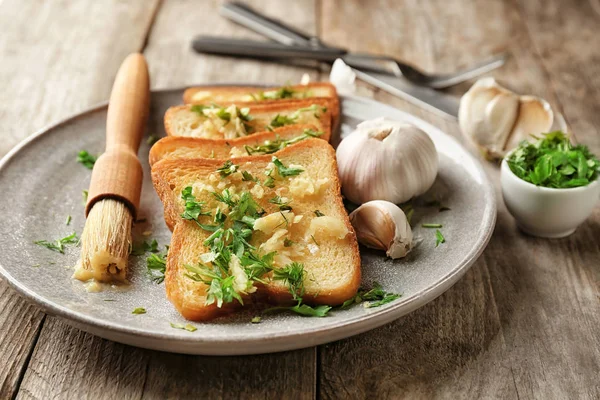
left=459, top=78, right=553, bottom=159
left=336, top=118, right=438, bottom=205
left=349, top=200, right=413, bottom=259
left=329, top=58, right=357, bottom=95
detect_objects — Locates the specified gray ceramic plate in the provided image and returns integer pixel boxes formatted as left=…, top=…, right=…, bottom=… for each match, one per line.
left=0, top=89, right=496, bottom=355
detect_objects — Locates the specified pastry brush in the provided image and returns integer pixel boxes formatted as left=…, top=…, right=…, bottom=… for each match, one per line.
left=73, top=53, right=150, bottom=283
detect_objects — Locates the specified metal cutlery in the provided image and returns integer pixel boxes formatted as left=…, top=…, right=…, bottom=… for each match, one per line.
left=218, top=1, right=506, bottom=89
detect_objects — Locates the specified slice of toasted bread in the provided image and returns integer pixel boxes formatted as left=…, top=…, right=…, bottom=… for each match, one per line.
left=182, top=82, right=340, bottom=130
left=183, top=82, right=337, bottom=104
left=164, top=99, right=333, bottom=140
left=151, top=139, right=361, bottom=321
left=149, top=124, right=326, bottom=166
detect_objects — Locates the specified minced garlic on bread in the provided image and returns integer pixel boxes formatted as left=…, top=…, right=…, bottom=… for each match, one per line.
left=149, top=124, right=328, bottom=166
left=164, top=99, right=332, bottom=140
left=182, top=82, right=340, bottom=130
left=151, top=139, right=361, bottom=321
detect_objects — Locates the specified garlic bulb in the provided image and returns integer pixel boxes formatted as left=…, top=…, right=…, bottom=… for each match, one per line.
left=459, top=77, right=553, bottom=158
left=336, top=118, right=438, bottom=204
left=349, top=200, right=413, bottom=259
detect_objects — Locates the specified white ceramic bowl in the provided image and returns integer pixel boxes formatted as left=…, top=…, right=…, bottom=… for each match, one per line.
left=501, top=159, right=600, bottom=238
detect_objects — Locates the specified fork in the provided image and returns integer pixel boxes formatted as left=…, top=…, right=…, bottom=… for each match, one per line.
left=216, top=1, right=506, bottom=89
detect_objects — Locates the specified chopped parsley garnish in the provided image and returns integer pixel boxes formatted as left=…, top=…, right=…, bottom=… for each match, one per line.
left=65, top=215, right=72, bottom=226
left=241, top=171, right=258, bottom=182
left=340, top=282, right=401, bottom=309
left=268, top=104, right=326, bottom=128
left=507, top=131, right=600, bottom=188
left=82, top=190, right=89, bottom=203
left=269, top=195, right=292, bottom=211
left=265, top=302, right=332, bottom=317
left=132, top=307, right=146, bottom=314
left=34, top=232, right=79, bottom=254
left=314, top=210, right=325, bottom=217
left=190, top=104, right=209, bottom=115
left=273, top=262, right=305, bottom=300
left=435, top=230, right=445, bottom=247
left=270, top=114, right=297, bottom=128
left=170, top=322, right=197, bottom=332
left=251, top=316, right=262, bottom=323
left=422, top=223, right=442, bottom=228
left=216, top=108, right=231, bottom=122
left=147, top=246, right=168, bottom=284
left=217, top=160, right=239, bottom=177
left=272, top=157, right=303, bottom=177
left=131, top=239, right=159, bottom=256
left=260, top=86, right=295, bottom=100
left=181, top=186, right=211, bottom=226
left=77, top=150, right=97, bottom=169
left=283, top=238, right=295, bottom=247
left=244, top=129, right=323, bottom=155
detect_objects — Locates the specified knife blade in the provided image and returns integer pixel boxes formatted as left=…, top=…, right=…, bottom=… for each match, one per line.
left=352, top=69, right=460, bottom=119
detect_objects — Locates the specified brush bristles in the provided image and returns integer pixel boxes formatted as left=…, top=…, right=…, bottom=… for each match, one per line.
left=73, top=199, right=133, bottom=283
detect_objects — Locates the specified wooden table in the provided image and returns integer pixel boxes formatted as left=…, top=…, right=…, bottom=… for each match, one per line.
left=1, top=1, right=599, bottom=398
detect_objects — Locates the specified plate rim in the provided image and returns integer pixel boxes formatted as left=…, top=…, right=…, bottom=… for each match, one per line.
left=0, top=87, right=497, bottom=355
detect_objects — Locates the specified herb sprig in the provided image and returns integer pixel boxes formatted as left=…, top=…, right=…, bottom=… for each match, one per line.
left=507, top=131, right=600, bottom=188
left=34, top=232, right=79, bottom=254
left=244, top=129, right=323, bottom=155
left=77, top=150, right=97, bottom=169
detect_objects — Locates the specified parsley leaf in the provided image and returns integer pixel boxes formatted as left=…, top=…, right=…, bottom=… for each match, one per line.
left=314, top=210, right=325, bottom=217
left=217, top=160, right=239, bottom=177
left=270, top=114, right=297, bottom=128
left=132, top=307, right=146, bottom=315
left=147, top=246, right=168, bottom=284
left=34, top=232, right=79, bottom=254
left=269, top=195, right=292, bottom=211
left=131, top=239, right=159, bottom=256
left=244, top=129, right=323, bottom=155
left=265, top=301, right=331, bottom=317
left=339, top=282, right=401, bottom=309
left=77, top=150, right=97, bottom=169
left=273, top=262, right=305, bottom=300
left=170, top=322, right=198, bottom=332
left=435, top=229, right=445, bottom=247
left=181, top=186, right=211, bottom=224
left=260, top=86, right=295, bottom=100
left=272, top=157, right=304, bottom=177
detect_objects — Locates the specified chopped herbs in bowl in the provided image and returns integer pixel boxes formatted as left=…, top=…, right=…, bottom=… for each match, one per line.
left=501, top=131, right=600, bottom=238
left=506, top=131, right=600, bottom=188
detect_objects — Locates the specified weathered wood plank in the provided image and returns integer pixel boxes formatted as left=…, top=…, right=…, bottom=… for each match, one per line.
left=145, top=0, right=321, bottom=89
left=318, top=0, right=600, bottom=399
left=0, top=0, right=161, bottom=398
left=15, top=1, right=320, bottom=399
left=0, top=281, right=45, bottom=400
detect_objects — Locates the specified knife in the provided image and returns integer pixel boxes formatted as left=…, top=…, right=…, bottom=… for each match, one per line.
left=191, top=36, right=460, bottom=119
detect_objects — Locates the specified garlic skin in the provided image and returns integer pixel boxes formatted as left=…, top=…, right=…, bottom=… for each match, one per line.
left=336, top=118, right=438, bottom=204
left=459, top=77, right=553, bottom=158
left=349, top=200, right=413, bottom=259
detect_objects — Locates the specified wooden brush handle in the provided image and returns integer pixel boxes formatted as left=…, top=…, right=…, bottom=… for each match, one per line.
left=86, top=53, right=150, bottom=218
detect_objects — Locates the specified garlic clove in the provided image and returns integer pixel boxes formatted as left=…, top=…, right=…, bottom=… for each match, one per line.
left=336, top=118, right=438, bottom=205
left=329, top=58, right=357, bottom=95
left=504, top=95, right=553, bottom=151
left=349, top=200, right=413, bottom=259
left=459, top=78, right=554, bottom=159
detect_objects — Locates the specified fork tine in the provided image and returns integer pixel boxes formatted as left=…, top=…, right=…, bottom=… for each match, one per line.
left=428, top=53, right=508, bottom=89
